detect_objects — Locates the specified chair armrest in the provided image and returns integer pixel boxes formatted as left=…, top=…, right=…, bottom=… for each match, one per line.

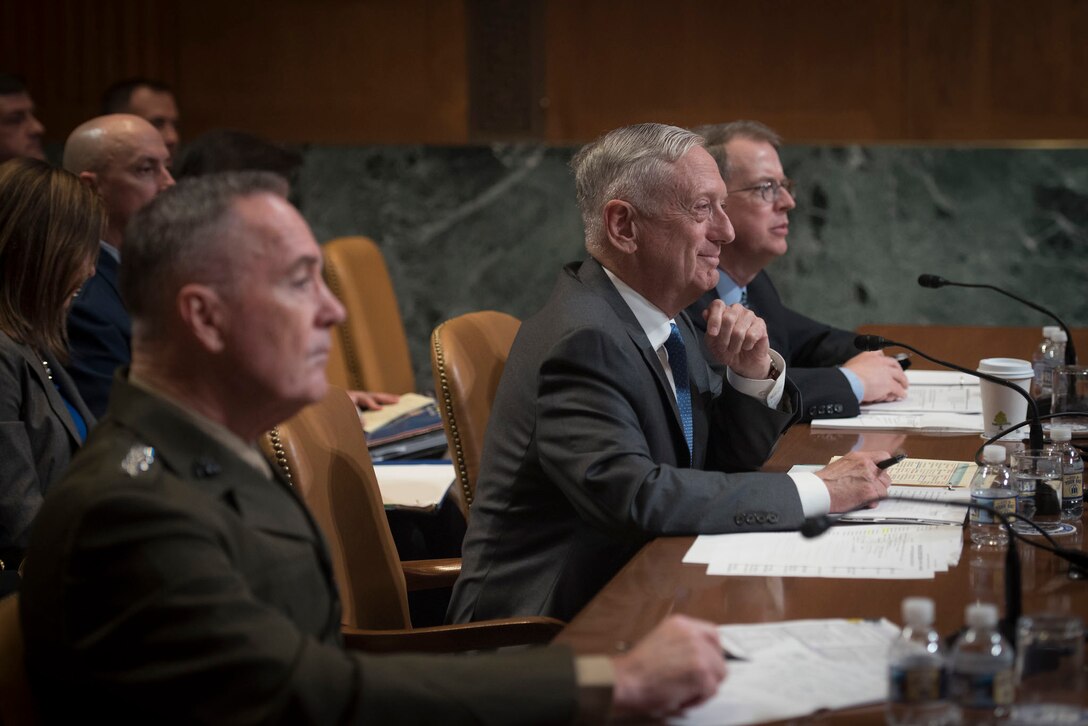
left=401, top=558, right=460, bottom=591
left=342, top=616, right=565, bottom=653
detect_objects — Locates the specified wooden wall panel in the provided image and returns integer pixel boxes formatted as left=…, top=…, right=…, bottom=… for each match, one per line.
left=544, top=0, right=907, bottom=142
left=175, top=0, right=468, bottom=144
left=2, top=0, right=1086, bottom=146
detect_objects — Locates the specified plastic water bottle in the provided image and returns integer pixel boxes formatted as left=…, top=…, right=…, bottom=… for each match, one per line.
left=969, top=445, right=1017, bottom=546
left=1046, top=425, right=1084, bottom=520
left=949, top=603, right=1014, bottom=724
left=887, top=597, right=953, bottom=725
left=1031, top=326, right=1065, bottom=399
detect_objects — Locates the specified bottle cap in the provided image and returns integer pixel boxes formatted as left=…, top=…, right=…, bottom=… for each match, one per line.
left=1050, top=426, right=1073, bottom=442
left=982, top=444, right=1007, bottom=463
left=965, top=602, right=999, bottom=629
left=1043, top=325, right=1060, bottom=338
left=1052, top=330, right=1068, bottom=343
left=902, top=597, right=935, bottom=627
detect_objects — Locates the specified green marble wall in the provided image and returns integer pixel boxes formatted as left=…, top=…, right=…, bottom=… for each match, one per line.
left=297, top=144, right=1088, bottom=390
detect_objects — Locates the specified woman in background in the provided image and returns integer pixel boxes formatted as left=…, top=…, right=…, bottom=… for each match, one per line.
left=0, top=158, right=104, bottom=588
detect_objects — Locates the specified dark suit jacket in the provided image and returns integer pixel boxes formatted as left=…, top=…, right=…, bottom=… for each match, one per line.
left=21, top=376, right=576, bottom=725
left=687, top=270, right=862, bottom=422
left=449, top=259, right=803, bottom=624
left=0, top=330, right=92, bottom=565
left=65, top=251, right=131, bottom=418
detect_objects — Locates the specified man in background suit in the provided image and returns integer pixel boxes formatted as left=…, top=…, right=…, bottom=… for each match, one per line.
left=101, top=77, right=181, bottom=167
left=449, top=123, right=891, bottom=624
left=21, top=172, right=728, bottom=724
left=687, top=121, right=908, bottom=421
left=63, top=114, right=175, bottom=417
left=0, top=73, right=45, bottom=164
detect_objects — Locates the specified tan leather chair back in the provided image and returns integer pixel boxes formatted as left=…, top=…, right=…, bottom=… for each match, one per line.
left=431, top=311, right=520, bottom=518
left=262, top=387, right=412, bottom=631
left=0, top=595, right=36, bottom=725
left=323, top=236, right=416, bottom=394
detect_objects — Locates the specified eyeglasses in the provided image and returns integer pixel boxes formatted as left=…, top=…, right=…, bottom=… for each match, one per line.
left=730, top=178, right=796, bottom=204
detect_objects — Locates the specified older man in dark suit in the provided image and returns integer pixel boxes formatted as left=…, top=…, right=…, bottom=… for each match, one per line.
left=20, top=172, right=729, bottom=724
left=449, top=123, right=892, bottom=625
left=686, top=121, right=908, bottom=421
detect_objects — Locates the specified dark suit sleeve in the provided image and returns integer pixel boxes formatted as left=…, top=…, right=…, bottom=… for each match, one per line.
left=751, top=274, right=862, bottom=421
left=65, top=275, right=131, bottom=418
left=0, top=354, right=44, bottom=560
left=533, top=326, right=803, bottom=539
left=24, top=482, right=576, bottom=726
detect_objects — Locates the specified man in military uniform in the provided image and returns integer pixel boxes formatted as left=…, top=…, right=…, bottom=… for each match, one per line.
left=20, top=172, right=727, bottom=724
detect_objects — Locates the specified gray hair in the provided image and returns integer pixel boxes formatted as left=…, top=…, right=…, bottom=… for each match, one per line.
left=690, top=120, right=781, bottom=182
left=571, top=123, right=704, bottom=255
left=120, top=171, right=288, bottom=339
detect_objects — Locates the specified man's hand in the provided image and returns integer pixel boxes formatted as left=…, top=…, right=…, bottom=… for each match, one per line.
left=347, top=390, right=401, bottom=410
left=703, top=299, right=772, bottom=379
left=843, top=351, right=909, bottom=403
left=815, top=451, right=893, bottom=513
left=610, top=615, right=726, bottom=720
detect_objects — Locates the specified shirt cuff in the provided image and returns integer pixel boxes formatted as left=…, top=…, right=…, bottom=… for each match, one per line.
left=839, top=366, right=865, bottom=403
left=788, top=472, right=831, bottom=517
left=726, top=350, right=787, bottom=409
left=574, top=655, right=614, bottom=724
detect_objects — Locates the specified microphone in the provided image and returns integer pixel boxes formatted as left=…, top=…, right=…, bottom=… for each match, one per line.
left=917, top=274, right=1077, bottom=366
left=855, top=335, right=1044, bottom=450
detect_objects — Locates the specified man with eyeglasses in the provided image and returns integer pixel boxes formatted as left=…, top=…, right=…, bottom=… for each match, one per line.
left=686, top=121, right=908, bottom=421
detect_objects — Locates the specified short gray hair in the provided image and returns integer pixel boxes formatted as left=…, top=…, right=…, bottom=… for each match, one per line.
left=120, top=171, right=289, bottom=339
left=690, top=120, right=781, bottom=182
left=571, top=123, right=704, bottom=255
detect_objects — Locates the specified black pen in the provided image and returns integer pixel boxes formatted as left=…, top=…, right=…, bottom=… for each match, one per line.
left=877, top=454, right=906, bottom=470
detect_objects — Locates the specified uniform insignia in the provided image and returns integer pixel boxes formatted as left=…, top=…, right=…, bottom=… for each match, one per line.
left=120, top=445, right=156, bottom=477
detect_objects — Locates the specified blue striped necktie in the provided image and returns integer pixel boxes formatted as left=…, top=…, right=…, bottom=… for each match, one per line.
left=663, top=322, right=693, bottom=454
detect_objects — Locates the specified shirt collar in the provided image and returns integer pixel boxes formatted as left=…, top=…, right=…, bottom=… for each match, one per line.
left=714, top=269, right=744, bottom=306
left=602, top=267, right=674, bottom=350
left=127, top=372, right=273, bottom=479
left=99, top=240, right=121, bottom=264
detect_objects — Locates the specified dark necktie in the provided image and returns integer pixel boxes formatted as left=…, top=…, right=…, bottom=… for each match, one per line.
left=739, top=287, right=749, bottom=308
left=663, top=322, right=693, bottom=454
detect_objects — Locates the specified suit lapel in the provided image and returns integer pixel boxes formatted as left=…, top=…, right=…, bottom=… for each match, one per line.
left=15, top=345, right=85, bottom=446
left=574, top=259, right=691, bottom=465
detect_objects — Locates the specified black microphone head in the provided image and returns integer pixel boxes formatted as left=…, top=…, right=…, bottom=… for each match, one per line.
left=918, top=274, right=948, bottom=289
left=800, top=516, right=834, bottom=538
left=854, top=334, right=887, bottom=352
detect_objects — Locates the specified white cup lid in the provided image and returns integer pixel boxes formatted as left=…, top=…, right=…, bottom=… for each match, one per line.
left=978, top=357, right=1034, bottom=378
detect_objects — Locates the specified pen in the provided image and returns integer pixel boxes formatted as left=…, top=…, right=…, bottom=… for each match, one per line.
left=877, top=454, right=906, bottom=470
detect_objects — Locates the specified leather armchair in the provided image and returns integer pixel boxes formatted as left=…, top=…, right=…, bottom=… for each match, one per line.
left=430, top=311, right=520, bottom=519
left=322, top=236, right=416, bottom=395
left=262, top=386, right=562, bottom=652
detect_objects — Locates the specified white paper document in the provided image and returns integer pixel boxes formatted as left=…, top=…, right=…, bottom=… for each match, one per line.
left=906, top=370, right=979, bottom=387
left=839, top=485, right=969, bottom=526
left=863, top=385, right=982, bottom=414
left=811, top=412, right=984, bottom=433
left=673, top=619, right=899, bottom=726
left=684, top=524, right=963, bottom=579
left=372, top=462, right=454, bottom=511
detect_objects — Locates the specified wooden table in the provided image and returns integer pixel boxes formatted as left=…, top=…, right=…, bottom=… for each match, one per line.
left=553, top=425, right=1087, bottom=723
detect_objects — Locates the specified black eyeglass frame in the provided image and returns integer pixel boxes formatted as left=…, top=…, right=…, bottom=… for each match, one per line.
left=730, top=178, right=796, bottom=203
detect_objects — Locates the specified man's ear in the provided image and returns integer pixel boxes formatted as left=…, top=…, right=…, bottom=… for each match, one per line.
left=176, top=284, right=228, bottom=353
left=77, top=171, right=98, bottom=192
left=602, top=199, right=639, bottom=256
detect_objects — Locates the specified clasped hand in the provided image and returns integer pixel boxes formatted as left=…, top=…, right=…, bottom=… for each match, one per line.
left=702, top=299, right=772, bottom=379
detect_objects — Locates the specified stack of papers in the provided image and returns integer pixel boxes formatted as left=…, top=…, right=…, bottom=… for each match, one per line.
left=812, top=369, right=985, bottom=432
left=675, top=619, right=899, bottom=726
left=360, top=393, right=448, bottom=461
left=684, top=524, right=964, bottom=579
left=372, top=462, right=455, bottom=511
